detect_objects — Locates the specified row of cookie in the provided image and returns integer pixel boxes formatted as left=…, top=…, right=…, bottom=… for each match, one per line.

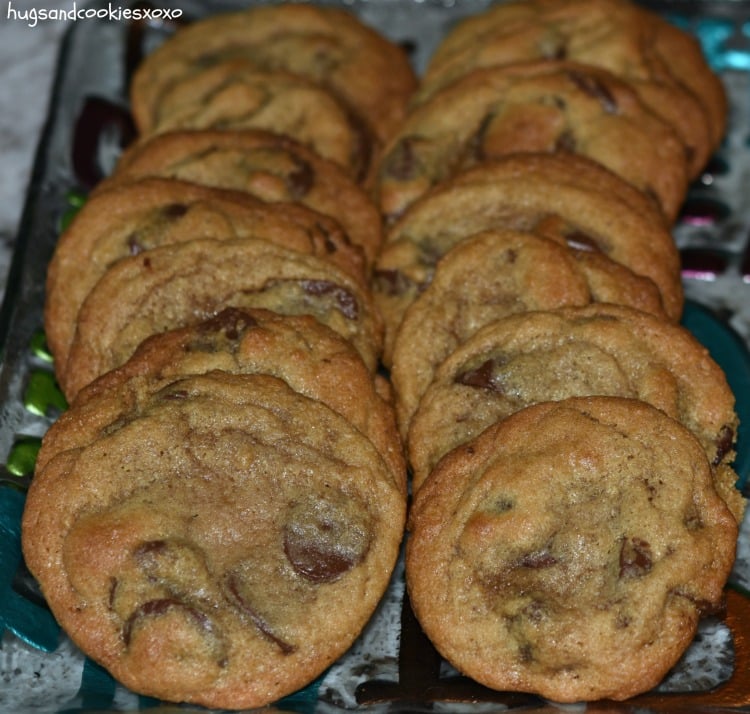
left=374, top=0, right=743, bottom=703
left=385, top=157, right=744, bottom=702
left=24, top=5, right=416, bottom=710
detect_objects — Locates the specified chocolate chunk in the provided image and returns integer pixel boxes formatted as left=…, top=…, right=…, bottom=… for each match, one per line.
left=162, top=203, right=189, bottom=219
left=126, top=233, right=144, bottom=256
left=567, top=70, right=618, bottom=114
left=564, top=231, right=602, bottom=253
left=300, top=279, right=359, bottom=320
left=286, top=154, right=315, bottom=199
left=283, top=496, right=371, bottom=583
left=712, top=425, right=734, bottom=466
left=197, top=307, right=259, bottom=341
left=455, top=359, right=499, bottom=391
left=226, top=574, right=296, bottom=654
left=372, top=268, right=415, bottom=297
left=619, top=537, right=652, bottom=578
left=555, top=129, right=577, bottom=153
left=284, top=537, right=358, bottom=583
left=123, top=597, right=212, bottom=647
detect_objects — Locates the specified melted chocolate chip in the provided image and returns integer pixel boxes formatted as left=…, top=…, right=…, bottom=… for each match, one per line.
left=554, top=129, right=577, bottom=153
left=283, top=495, right=370, bottom=583
left=286, top=154, right=315, bottom=199
left=317, top=224, right=338, bottom=254
left=126, top=233, right=144, bottom=256
left=619, top=537, right=652, bottom=578
left=564, top=231, right=602, bottom=253
left=455, top=359, right=499, bottom=391
left=161, top=389, right=189, bottom=400
left=384, top=137, right=421, bottom=181
left=197, top=307, right=259, bottom=341
left=670, top=587, right=725, bottom=617
left=712, top=425, right=735, bottom=466
left=372, top=269, right=415, bottom=297
left=300, top=280, right=359, bottom=320
left=133, top=540, right=168, bottom=561
left=226, top=575, right=296, bottom=654
left=567, top=71, right=618, bottom=114
left=162, top=203, right=189, bottom=219
left=518, top=643, right=534, bottom=663
left=283, top=535, right=358, bottom=583
left=123, top=597, right=211, bottom=647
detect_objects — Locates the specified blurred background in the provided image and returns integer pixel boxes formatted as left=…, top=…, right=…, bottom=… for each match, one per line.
left=0, top=0, right=73, bottom=300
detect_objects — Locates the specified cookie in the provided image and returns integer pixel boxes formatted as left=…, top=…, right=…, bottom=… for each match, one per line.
left=130, top=3, right=417, bottom=146
left=146, top=60, right=371, bottom=180
left=406, top=396, right=738, bottom=702
left=375, top=61, right=689, bottom=222
left=72, top=307, right=405, bottom=495
left=417, top=0, right=724, bottom=177
left=106, top=129, right=383, bottom=269
left=61, top=238, right=384, bottom=399
left=408, top=304, right=742, bottom=521
left=23, top=371, right=405, bottom=709
left=374, top=153, right=683, bottom=361
left=45, top=177, right=366, bottom=371
left=389, top=229, right=666, bottom=437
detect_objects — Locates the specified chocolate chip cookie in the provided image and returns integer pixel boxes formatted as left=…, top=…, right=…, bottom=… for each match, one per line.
left=72, top=307, right=405, bottom=494
left=45, top=177, right=366, bottom=372
left=130, top=3, right=417, bottom=147
left=62, top=238, right=384, bottom=399
left=417, top=0, right=725, bottom=177
left=375, top=61, right=689, bottom=222
left=408, top=304, right=742, bottom=521
left=146, top=60, right=371, bottom=180
left=24, top=371, right=405, bottom=710
left=406, top=396, right=738, bottom=702
left=374, top=153, right=682, bottom=362
left=389, top=229, right=667, bottom=437
left=107, top=129, right=383, bottom=270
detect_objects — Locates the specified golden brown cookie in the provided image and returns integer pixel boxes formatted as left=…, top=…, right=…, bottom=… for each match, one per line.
left=72, top=307, right=405, bottom=494
left=146, top=60, right=370, bottom=180
left=407, top=304, right=742, bottom=520
left=61, top=238, right=384, bottom=399
left=106, top=129, right=383, bottom=269
left=45, top=177, right=366, bottom=371
left=374, top=153, right=682, bottom=362
left=406, top=396, right=738, bottom=702
left=130, top=3, right=417, bottom=147
left=417, top=0, right=725, bottom=177
left=389, top=229, right=667, bottom=438
left=375, top=61, right=689, bottom=222
left=23, top=371, right=405, bottom=709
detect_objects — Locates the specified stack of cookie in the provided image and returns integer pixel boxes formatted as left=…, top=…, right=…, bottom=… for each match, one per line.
left=365, top=0, right=744, bottom=703
left=22, top=4, right=415, bottom=710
